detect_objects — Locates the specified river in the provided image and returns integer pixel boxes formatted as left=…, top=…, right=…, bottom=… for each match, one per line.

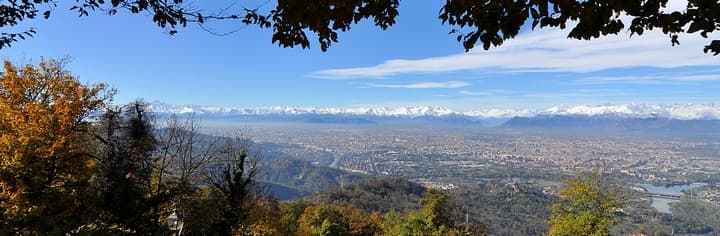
left=329, top=154, right=340, bottom=168
left=639, top=182, right=707, bottom=214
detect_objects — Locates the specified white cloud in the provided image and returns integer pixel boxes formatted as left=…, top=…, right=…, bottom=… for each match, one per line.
left=523, top=92, right=624, bottom=99
left=578, top=71, right=720, bottom=84
left=459, top=89, right=513, bottom=96
left=367, top=81, right=469, bottom=89
left=672, top=74, right=720, bottom=81
left=312, top=19, right=718, bottom=79
left=459, top=90, right=493, bottom=96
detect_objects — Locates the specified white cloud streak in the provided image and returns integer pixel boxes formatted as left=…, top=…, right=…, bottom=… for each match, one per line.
left=312, top=23, right=718, bottom=79
left=578, top=71, right=720, bottom=84
left=459, top=89, right=513, bottom=96
left=459, top=90, right=494, bottom=96
left=367, top=81, right=469, bottom=89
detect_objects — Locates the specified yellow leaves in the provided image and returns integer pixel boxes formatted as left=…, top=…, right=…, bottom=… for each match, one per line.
left=1, top=60, right=105, bottom=152
left=547, top=172, right=623, bottom=236
left=0, top=59, right=112, bottom=232
left=85, top=158, right=97, bottom=171
left=293, top=203, right=388, bottom=236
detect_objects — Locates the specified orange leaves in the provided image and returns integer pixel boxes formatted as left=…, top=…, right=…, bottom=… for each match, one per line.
left=0, top=60, right=107, bottom=157
left=0, top=59, right=112, bottom=232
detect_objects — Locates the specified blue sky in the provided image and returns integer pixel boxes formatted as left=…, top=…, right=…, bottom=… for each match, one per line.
left=2, top=0, right=719, bottom=111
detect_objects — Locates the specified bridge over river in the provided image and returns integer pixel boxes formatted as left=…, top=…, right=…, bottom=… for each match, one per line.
left=640, top=183, right=707, bottom=214
left=649, top=193, right=681, bottom=200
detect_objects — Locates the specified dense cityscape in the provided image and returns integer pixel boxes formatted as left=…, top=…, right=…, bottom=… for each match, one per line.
left=236, top=123, right=720, bottom=204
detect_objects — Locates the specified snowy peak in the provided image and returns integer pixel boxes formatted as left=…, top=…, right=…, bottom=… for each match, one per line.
left=361, top=106, right=456, bottom=117
left=541, top=104, right=720, bottom=120
left=148, top=102, right=720, bottom=120
left=543, top=104, right=649, bottom=118
left=148, top=102, right=460, bottom=118
left=464, top=108, right=535, bottom=118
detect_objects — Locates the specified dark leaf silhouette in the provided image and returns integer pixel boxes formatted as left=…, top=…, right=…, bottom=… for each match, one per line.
left=1, top=0, right=718, bottom=54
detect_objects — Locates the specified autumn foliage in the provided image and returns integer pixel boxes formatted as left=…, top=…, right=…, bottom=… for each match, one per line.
left=0, top=60, right=110, bottom=234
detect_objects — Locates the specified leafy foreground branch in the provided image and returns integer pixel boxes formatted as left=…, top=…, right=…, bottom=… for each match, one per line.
left=1, top=1, right=719, bottom=54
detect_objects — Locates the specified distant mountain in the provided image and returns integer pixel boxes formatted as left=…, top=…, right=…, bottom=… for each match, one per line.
left=149, top=102, right=461, bottom=118
left=496, top=104, right=720, bottom=137
left=148, top=102, right=506, bottom=126
left=540, top=104, right=720, bottom=120
left=304, top=115, right=376, bottom=124
left=149, top=102, right=720, bottom=128
left=501, top=114, right=720, bottom=138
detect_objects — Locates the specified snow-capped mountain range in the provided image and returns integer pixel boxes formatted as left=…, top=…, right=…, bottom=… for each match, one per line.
left=150, top=103, right=457, bottom=118
left=149, top=102, right=720, bottom=120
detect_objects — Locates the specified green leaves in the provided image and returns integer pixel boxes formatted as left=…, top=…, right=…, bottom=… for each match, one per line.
left=385, top=189, right=465, bottom=236
left=547, top=172, right=624, bottom=236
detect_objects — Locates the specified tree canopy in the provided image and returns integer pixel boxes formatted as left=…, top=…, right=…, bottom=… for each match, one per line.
left=1, top=0, right=718, bottom=55
left=0, top=59, right=110, bottom=234
left=547, top=172, right=624, bottom=236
